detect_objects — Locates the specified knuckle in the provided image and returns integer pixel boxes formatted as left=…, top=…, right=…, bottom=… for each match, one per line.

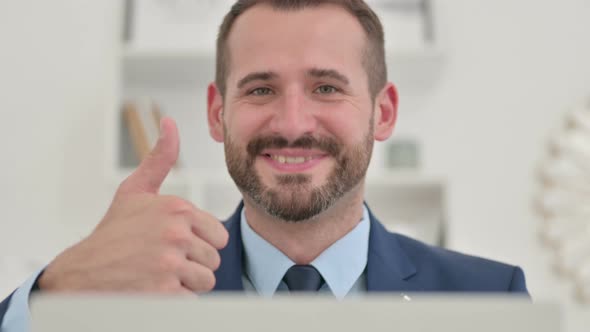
left=157, top=252, right=182, bottom=273
left=191, top=242, right=221, bottom=271
left=207, top=248, right=221, bottom=271
left=209, top=250, right=221, bottom=271
left=200, top=245, right=221, bottom=271
left=213, top=227, right=230, bottom=250
left=219, top=227, right=230, bottom=248
left=161, top=196, right=195, bottom=216
left=116, top=177, right=134, bottom=195
left=158, top=277, right=181, bottom=293
left=116, top=180, right=128, bottom=194
left=201, top=269, right=216, bottom=292
left=162, top=224, right=191, bottom=248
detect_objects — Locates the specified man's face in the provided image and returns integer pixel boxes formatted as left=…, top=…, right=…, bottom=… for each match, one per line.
left=210, top=5, right=388, bottom=222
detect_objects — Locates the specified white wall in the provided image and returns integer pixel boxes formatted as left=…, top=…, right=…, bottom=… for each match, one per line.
left=0, top=0, right=119, bottom=294
left=396, top=1, right=590, bottom=330
left=0, top=0, right=589, bottom=330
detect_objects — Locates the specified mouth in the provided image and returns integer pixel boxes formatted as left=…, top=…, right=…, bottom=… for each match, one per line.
left=259, top=149, right=329, bottom=172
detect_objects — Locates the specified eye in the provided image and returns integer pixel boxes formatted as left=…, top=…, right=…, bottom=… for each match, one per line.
left=315, top=85, right=339, bottom=94
left=249, top=87, right=274, bottom=96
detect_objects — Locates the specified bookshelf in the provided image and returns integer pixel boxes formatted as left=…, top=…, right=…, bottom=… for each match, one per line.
left=110, top=0, right=448, bottom=246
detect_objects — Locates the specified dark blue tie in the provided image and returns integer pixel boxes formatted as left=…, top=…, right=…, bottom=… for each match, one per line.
left=283, top=265, right=325, bottom=292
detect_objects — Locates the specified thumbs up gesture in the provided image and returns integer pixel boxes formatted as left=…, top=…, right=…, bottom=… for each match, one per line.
left=38, top=118, right=229, bottom=293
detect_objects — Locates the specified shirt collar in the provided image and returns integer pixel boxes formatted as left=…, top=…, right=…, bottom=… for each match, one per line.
left=240, top=206, right=370, bottom=299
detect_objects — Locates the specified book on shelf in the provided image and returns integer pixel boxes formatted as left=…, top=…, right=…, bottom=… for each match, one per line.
left=123, top=99, right=165, bottom=164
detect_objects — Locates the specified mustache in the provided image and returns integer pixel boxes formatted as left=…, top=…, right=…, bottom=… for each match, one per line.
left=247, top=134, right=341, bottom=157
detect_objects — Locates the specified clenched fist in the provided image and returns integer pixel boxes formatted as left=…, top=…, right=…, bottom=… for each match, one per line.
left=38, top=118, right=229, bottom=294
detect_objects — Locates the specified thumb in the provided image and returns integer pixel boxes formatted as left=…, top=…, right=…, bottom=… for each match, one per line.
left=119, top=117, right=180, bottom=195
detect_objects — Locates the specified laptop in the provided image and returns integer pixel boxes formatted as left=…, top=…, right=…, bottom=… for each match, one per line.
left=30, top=293, right=561, bottom=332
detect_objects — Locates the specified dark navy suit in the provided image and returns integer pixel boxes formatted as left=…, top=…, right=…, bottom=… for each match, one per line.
left=0, top=203, right=527, bottom=326
left=212, top=203, right=527, bottom=292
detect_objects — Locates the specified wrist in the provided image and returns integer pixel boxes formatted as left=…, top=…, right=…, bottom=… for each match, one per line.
left=31, top=270, right=45, bottom=293
left=36, top=267, right=58, bottom=291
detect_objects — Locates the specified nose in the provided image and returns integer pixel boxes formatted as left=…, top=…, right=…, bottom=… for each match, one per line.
left=268, top=88, right=317, bottom=142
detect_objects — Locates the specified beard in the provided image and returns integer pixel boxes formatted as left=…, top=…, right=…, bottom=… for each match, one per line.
left=224, top=124, right=374, bottom=222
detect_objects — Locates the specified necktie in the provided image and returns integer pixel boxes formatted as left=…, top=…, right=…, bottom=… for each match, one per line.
left=283, top=265, right=325, bottom=292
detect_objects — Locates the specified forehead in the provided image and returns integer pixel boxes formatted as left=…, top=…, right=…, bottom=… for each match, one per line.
left=225, top=4, right=367, bottom=84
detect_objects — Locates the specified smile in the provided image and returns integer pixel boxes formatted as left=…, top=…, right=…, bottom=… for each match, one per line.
left=260, top=149, right=328, bottom=172
left=267, top=155, right=313, bottom=164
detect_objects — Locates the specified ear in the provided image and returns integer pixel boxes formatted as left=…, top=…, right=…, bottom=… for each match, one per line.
left=373, top=82, right=398, bottom=141
left=207, top=82, right=225, bottom=142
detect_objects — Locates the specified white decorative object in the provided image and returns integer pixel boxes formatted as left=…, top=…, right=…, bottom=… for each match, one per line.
left=536, top=97, right=590, bottom=303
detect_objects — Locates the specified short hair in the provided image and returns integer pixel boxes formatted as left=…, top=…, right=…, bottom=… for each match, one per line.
left=215, top=0, right=387, bottom=100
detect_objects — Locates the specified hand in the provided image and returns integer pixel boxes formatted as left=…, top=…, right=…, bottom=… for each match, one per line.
left=38, top=117, right=229, bottom=294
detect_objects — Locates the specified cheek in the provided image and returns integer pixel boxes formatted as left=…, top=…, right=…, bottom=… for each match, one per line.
left=224, top=108, right=269, bottom=141
left=310, top=95, right=374, bottom=141
left=317, top=112, right=371, bottom=145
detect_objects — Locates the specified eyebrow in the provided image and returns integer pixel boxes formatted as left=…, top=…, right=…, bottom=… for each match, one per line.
left=235, top=68, right=350, bottom=89
left=308, top=68, right=350, bottom=85
left=237, top=71, right=278, bottom=89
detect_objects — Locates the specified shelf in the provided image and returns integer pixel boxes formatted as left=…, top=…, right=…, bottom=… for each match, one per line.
left=121, top=45, right=444, bottom=92
left=122, top=46, right=216, bottom=87
left=366, top=170, right=445, bottom=187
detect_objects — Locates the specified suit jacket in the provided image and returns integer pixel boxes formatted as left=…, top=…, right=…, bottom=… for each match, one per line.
left=213, top=203, right=527, bottom=292
left=0, top=203, right=527, bottom=326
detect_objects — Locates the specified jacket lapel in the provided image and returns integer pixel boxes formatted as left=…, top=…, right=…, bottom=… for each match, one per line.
left=213, top=202, right=245, bottom=291
left=366, top=205, right=418, bottom=292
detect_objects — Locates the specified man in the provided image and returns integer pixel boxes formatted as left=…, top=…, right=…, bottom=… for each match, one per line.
left=0, top=0, right=528, bottom=330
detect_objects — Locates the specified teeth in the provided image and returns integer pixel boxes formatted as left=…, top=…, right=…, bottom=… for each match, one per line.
left=270, top=155, right=312, bottom=164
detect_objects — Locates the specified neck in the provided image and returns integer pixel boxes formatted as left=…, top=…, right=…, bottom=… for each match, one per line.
left=243, top=182, right=366, bottom=264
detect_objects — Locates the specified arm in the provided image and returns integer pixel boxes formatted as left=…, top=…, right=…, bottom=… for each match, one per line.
left=0, top=269, right=43, bottom=332
left=4, top=119, right=226, bottom=331
left=508, top=266, right=529, bottom=294
left=0, top=292, right=15, bottom=327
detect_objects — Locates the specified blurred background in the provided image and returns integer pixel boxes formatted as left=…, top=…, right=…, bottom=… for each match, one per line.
left=0, top=0, right=589, bottom=331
